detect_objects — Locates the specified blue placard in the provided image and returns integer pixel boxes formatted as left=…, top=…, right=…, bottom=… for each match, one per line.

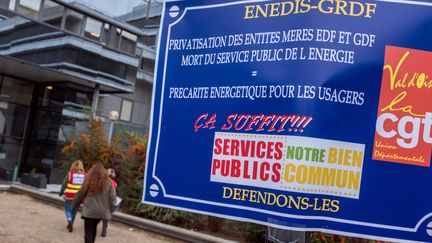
left=143, top=0, right=432, bottom=242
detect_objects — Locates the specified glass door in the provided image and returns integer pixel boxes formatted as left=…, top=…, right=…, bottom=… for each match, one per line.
left=0, top=75, right=33, bottom=180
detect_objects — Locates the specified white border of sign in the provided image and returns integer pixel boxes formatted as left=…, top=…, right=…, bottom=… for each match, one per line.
left=143, top=0, right=432, bottom=242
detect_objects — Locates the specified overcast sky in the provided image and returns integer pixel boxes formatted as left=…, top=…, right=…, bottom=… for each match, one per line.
left=63, top=0, right=146, bottom=16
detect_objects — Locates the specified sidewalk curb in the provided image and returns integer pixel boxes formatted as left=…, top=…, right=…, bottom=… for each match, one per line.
left=0, top=184, right=11, bottom=191
left=7, top=183, right=238, bottom=243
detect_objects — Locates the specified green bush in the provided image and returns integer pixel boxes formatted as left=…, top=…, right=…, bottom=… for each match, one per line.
left=240, top=222, right=267, bottom=243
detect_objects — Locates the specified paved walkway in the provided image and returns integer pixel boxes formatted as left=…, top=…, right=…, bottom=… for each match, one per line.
left=0, top=192, right=184, bottom=243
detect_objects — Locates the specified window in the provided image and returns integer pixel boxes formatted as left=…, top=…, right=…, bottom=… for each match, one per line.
left=116, top=63, right=127, bottom=78
left=64, top=9, right=83, bottom=34
left=32, top=109, right=62, bottom=141
left=119, top=30, right=137, bottom=55
left=0, top=102, right=30, bottom=137
left=75, top=92, right=91, bottom=106
left=99, top=58, right=117, bottom=76
left=120, top=100, right=132, bottom=121
left=143, top=35, right=156, bottom=47
left=126, top=66, right=137, bottom=82
left=18, top=0, right=41, bottom=18
left=1, top=76, right=34, bottom=106
left=40, top=0, right=64, bottom=27
left=62, top=47, right=79, bottom=64
left=101, top=23, right=110, bottom=45
left=0, top=0, right=15, bottom=11
left=0, top=76, right=34, bottom=138
left=108, top=26, right=121, bottom=49
left=64, top=89, right=91, bottom=108
left=79, top=51, right=100, bottom=70
left=0, top=0, right=13, bottom=10
left=140, top=58, right=155, bottom=72
left=8, top=0, right=15, bottom=10
left=84, top=17, right=102, bottom=42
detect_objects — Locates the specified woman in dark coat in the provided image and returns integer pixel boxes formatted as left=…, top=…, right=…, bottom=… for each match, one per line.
left=72, top=163, right=116, bottom=243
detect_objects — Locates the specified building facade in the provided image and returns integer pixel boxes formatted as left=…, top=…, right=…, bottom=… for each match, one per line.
left=0, top=0, right=161, bottom=183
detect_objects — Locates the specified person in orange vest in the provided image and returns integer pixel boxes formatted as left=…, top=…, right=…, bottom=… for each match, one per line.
left=101, top=168, right=117, bottom=237
left=59, top=160, right=86, bottom=232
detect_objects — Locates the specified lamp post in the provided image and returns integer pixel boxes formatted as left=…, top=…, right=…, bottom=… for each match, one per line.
left=108, top=110, right=119, bottom=144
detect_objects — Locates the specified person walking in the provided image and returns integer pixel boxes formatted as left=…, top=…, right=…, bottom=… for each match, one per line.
left=59, top=160, right=86, bottom=232
left=72, top=163, right=116, bottom=243
left=101, top=168, right=117, bottom=237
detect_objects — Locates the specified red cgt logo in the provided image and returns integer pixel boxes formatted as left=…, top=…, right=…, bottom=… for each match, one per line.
left=373, top=46, right=432, bottom=167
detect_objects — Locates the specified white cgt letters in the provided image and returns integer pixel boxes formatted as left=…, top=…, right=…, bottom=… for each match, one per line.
left=376, top=112, right=432, bottom=148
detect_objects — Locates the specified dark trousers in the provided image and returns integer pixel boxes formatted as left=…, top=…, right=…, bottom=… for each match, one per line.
left=102, top=219, right=108, bottom=235
left=84, top=218, right=101, bottom=243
